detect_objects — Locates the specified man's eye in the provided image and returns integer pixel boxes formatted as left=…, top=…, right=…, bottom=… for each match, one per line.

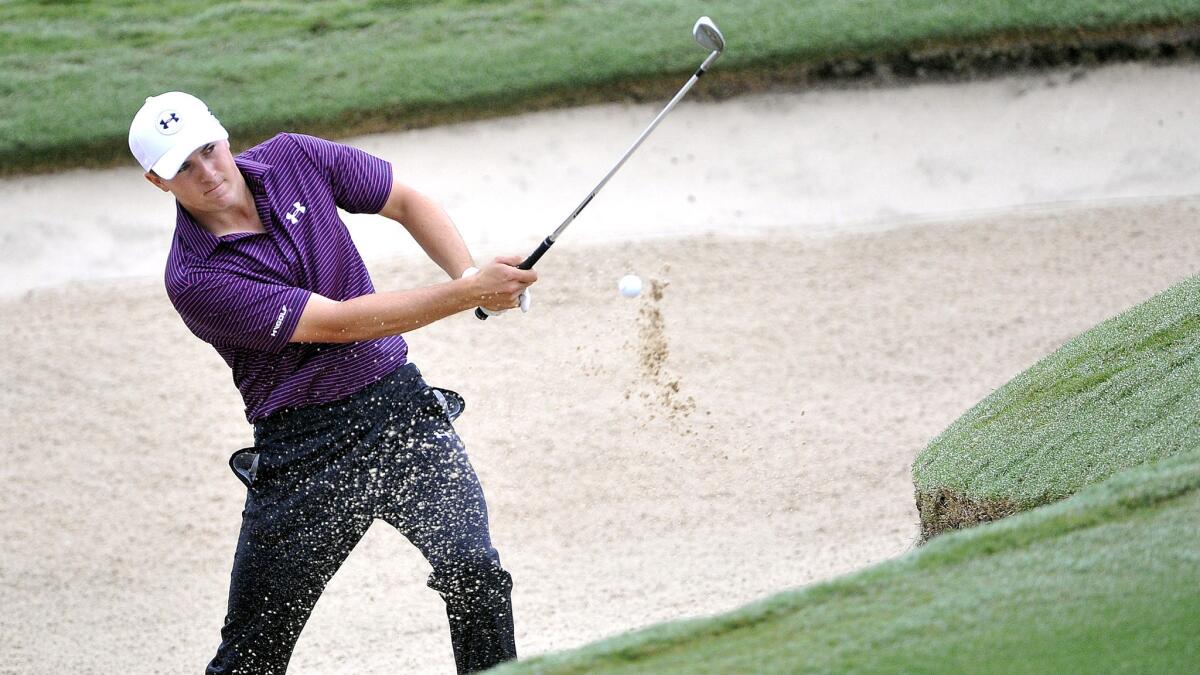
left=202, top=145, right=214, bottom=154
left=178, top=163, right=190, bottom=172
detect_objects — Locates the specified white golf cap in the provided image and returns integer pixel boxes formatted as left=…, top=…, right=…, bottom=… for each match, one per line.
left=128, top=91, right=228, bottom=180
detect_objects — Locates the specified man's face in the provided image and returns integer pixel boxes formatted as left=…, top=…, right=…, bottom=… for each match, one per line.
left=145, top=140, right=241, bottom=212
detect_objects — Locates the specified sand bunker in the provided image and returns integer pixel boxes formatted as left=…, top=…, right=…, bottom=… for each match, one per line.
left=3, top=196, right=1198, bottom=672
left=3, top=60, right=1200, bottom=673
left=3, top=62, right=1199, bottom=297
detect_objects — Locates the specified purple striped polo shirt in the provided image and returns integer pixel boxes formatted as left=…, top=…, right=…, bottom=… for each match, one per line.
left=164, top=133, right=408, bottom=422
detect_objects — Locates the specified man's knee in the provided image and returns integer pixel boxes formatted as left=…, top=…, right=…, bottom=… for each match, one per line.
left=427, top=551, right=513, bottom=610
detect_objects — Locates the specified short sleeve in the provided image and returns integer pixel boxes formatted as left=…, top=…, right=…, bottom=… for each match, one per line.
left=288, top=133, right=393, bottom=214
left=170, top=270, right=312, bottom=353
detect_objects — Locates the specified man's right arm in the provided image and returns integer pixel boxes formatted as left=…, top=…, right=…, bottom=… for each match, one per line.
left=290, top=256, right=536, bottom=344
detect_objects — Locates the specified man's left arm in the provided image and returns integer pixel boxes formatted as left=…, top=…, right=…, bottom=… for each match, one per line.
left=378, top=177, right=474, bottom=279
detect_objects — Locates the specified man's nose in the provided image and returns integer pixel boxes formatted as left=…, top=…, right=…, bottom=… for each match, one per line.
left=199, top=158, right=220, bottom=183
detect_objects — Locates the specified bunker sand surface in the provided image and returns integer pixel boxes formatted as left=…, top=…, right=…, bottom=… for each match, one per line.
left=2, top=196, right=1198, bottom=672
left=3, top=62, right=1199, bottom=296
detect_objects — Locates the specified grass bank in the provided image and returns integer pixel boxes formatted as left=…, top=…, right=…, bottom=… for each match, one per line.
left=494, top=450, right=1200, bottom=673
left=912, top=274, right=1200, bottom=539
left=4, top=0, right=1200, bottom=174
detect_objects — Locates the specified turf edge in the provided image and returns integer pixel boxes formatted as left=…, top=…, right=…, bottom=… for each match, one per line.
left=5, top=21, right=1199, bottom=177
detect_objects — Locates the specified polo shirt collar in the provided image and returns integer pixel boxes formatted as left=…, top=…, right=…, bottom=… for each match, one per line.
left=237, top=156, right=272, bottom=194
left=174, top=156, right=274, bottom=259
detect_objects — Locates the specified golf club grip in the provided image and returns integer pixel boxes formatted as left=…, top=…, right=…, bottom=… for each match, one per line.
left=475, top=237, right=555, bottom=321
left=519, top=237, right=554, bottom=270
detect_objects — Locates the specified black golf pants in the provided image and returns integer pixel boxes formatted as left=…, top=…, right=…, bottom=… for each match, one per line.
left=205, top=363, right=516, bottom=674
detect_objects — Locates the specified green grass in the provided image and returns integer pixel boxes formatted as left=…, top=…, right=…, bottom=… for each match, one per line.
left=912, top=274, right=1200, bottom=536
left=494, top=449, right=1200, bottom=673
left=4, top=0, right=1200, bottom=173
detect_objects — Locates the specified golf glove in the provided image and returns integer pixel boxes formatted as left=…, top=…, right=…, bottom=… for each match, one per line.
left=460, top=266, right=531, bottom=315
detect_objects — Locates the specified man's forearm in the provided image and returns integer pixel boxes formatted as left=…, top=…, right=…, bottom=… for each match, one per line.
left=296, top=279, right=478, bottom=343
left=292, top=256, right=535, bottom=344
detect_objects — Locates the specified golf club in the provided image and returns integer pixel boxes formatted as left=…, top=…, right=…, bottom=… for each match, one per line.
left=477, top=16, right=726, bottom=320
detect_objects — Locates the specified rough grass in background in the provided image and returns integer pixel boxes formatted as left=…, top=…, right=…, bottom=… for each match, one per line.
left=493, top=450, right=1200, bottom=673
left=3, top=0, right=1200, bottom=173
left=912, top=274, right=1200, bottom=539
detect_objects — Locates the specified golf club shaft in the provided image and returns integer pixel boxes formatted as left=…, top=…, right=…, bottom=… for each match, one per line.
left=476, top=49, right=721, bottom=320
left=541, top=48, right=722, bottom=250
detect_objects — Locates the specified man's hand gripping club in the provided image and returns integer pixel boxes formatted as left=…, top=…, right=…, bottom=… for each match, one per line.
left=462, top=255, right=536, bottom=317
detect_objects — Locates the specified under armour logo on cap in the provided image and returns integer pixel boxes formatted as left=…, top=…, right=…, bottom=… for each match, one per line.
left=157, top=111, right=182, bottom=135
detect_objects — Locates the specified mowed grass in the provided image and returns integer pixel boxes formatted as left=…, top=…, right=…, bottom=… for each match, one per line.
left=5, top=0, right=1200, bottom=172
left=494, top=450, right=1200, bottom=673
left=912, top=274, right=1200, bottom=535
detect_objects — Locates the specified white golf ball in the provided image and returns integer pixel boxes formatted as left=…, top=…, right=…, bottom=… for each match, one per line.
left=618, top=274, right=643, bottom=298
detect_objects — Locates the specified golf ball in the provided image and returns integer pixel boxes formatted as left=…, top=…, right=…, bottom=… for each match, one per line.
left=618, top=274, right=643, bottom=298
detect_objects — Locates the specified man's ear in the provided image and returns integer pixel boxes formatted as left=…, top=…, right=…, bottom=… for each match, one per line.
left=144, top=171, right=170, bottom=193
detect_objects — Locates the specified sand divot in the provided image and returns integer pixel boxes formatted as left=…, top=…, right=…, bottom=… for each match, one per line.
left=625, top=271, right=697, bottom=426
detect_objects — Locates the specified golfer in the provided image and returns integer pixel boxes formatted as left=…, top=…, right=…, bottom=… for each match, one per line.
left=129, top=91, right=534, bottom=674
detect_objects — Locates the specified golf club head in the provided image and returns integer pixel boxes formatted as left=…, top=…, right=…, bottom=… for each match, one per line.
left=693, top=16, right=725, bottom=53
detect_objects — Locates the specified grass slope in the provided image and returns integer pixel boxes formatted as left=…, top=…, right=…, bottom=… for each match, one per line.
left=4, top=0, right=1200, bottom=173
left=912, top=274, right=1200, bottom=538
left=496, top=450, right=1200, bottom=673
